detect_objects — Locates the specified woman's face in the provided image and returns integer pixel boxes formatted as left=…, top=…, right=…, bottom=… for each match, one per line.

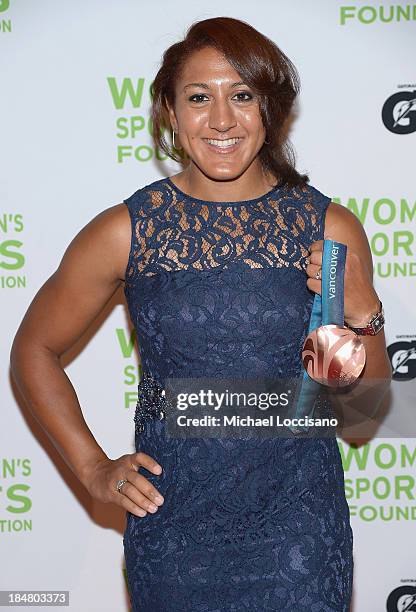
left=167, top=46, right=267, bottom=181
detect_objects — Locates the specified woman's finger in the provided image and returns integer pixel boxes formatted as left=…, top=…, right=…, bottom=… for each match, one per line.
left=305, top=263, right=322, bottom=279
left=117, top=480, right=161, bottom=514
left=307, top=250, right=323, bottom=266
left=128, top=471, right=165, bottom=506
left=306, top=276, right=322, bottom=295
left=118, top=490, right=148, bottom=517
left=132, top=451, right=162, bottom=475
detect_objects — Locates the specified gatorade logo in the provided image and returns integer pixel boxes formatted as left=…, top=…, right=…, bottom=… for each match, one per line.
left=387, top=340, right=416, bottom=381
left=382, top=90, right=416, bottom=134
left=386, top=585, right=416, bottom=611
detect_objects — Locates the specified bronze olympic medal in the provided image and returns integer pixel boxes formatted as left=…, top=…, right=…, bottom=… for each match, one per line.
left=302, top=324, right=366, bottom=388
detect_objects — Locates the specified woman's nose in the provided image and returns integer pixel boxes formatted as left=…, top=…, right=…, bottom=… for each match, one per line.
left=208, top=99, right=237, bottom=131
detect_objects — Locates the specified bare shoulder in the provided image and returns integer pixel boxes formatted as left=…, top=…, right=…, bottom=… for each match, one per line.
left=324, top=201, right=374, bottom=277
left=96, top=202, right=131, bottom=283
left=10, top=202, right=132, bottom=356
left=67, top=201, right=131, bottom=284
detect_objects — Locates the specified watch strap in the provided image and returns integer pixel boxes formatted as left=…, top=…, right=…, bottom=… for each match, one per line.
left=346, top=300, right=385, bottom=336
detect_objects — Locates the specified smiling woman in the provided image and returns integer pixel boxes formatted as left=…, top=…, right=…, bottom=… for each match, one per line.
left=150, top=17, right=308, bottom=203
left=120, top=16, right=365, bottom=612
left=9, top=13, right=391, bottom=612
left=169, top=54, right=266, bottom=167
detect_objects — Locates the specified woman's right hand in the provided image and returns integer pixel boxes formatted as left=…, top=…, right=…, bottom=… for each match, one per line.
left=84, top=452, right=165, bottom=517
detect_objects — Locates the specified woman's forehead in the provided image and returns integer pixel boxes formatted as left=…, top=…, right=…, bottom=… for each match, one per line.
left=177, top=48, right=242, bottom=87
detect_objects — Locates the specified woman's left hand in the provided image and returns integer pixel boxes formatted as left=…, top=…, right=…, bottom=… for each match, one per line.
left=304, top=238, right=380, bottom=327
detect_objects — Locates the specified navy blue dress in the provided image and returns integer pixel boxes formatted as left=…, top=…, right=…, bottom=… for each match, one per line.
left=122, top=176, right=353, bottom=611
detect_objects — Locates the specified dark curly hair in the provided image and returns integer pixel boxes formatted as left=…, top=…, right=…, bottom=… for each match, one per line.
left=150, top=16, right=309, bottom=188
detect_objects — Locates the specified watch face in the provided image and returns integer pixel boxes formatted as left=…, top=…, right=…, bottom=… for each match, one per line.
left=370, top=313, right=385, bottom=334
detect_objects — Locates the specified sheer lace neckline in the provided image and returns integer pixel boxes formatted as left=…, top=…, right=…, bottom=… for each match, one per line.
left=164, top=176, right=284, bottom=207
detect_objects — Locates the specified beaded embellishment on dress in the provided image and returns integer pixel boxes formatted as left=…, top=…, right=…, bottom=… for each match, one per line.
left=134, top=372, right=171, bottom=435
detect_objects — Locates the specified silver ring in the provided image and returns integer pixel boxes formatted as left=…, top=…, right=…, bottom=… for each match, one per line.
left=116, top=479, right=128, bottom=493
left=304, top=257, right=310, bottom=266
left=315, top=268, right=322, bottom=280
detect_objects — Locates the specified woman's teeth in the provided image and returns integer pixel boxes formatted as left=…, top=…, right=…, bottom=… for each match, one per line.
left=205, top=138, right=241, bottom=148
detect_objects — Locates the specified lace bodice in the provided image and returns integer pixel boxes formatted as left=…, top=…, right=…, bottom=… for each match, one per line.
left=123, top=176, right=331, bottom=383
left=125, top=176, right=324, bottom=280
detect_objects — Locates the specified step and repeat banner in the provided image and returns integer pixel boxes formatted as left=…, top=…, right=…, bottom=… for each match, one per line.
left=1, top=1, right=415, bottom=611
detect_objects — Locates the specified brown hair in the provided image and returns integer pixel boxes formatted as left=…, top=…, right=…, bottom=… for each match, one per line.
left=151, top=16, right=309, bottom=188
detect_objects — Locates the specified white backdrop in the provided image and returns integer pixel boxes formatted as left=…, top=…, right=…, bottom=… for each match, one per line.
left=1, top=1, right=415, bottom=611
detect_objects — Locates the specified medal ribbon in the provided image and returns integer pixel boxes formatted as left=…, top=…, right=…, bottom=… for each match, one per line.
left=289, top=239, right=347, bottom=434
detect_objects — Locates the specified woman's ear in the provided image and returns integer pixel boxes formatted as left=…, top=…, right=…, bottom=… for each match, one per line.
left=164, top=96, right=178, bottom=132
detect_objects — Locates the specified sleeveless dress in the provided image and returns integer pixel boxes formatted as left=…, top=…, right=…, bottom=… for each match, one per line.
left=122, top=176, right=354, bottom=612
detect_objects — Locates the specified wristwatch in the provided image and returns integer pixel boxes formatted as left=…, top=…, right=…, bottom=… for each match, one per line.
left=346, top=300, right=385, bottom=336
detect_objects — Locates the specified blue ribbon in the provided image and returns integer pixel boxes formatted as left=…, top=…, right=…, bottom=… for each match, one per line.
left=289, top=239, right=347, bottom=434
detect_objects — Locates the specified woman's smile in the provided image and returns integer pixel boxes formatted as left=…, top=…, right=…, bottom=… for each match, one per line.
left=202, top=136, right=244, bottom=154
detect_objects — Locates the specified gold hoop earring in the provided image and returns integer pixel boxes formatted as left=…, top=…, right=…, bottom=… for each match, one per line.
left=172, top=129, right=183, bottom=150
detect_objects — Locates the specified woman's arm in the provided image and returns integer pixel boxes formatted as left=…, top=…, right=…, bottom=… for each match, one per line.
left=10, top=202, right=165, bottom=518
left=306, top=202, right=393, bottom=430
left=9, top=203, right=132, bottom=488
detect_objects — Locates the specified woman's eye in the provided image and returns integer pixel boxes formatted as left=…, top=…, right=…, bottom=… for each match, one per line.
left=234, top=92, right=253, bottom=101
left=188, top=92, right=253, bottom=103
left=188, top=94, right=209, bottom=103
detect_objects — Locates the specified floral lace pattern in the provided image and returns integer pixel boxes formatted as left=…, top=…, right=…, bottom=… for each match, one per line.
left=122, top=177, right=353, bottom=611
left=124, top=177, right=320, bottom=282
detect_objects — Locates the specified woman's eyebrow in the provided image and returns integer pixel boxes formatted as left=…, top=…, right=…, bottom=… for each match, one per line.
left=183, top=81, right=246, bottom=91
